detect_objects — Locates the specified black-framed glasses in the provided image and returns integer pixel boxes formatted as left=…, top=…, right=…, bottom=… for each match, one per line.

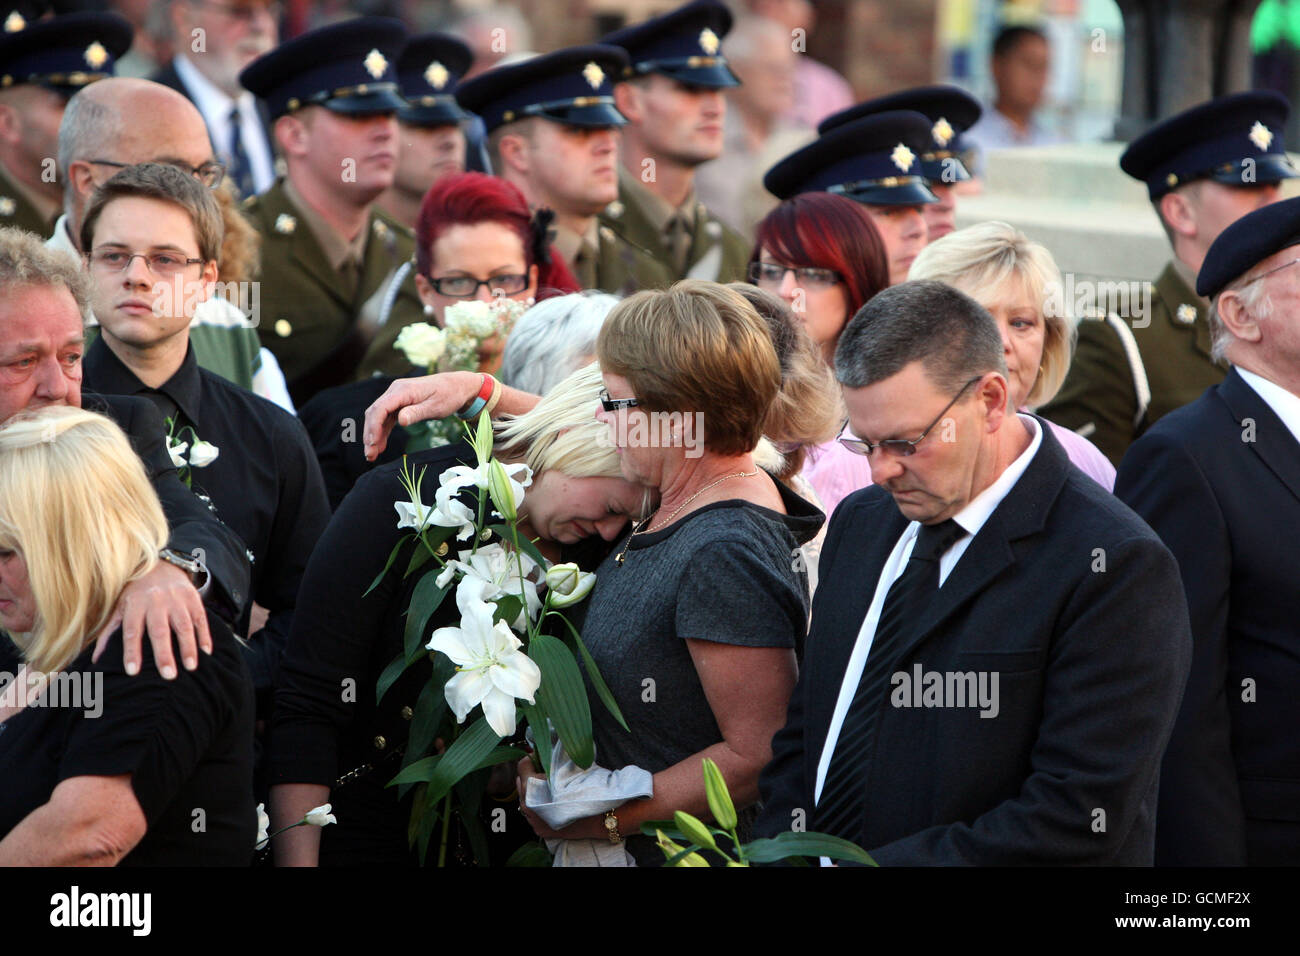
left=89, top=249, right=205, bottom=276
left=426, top=273, right=530, bottom=298
left=749, top=261, right=842, bottom=289
left=87, top=158, right=226, bottom=189
left=599, top=388, right=639, bottom=412
left=839, top=375, right=983, bottom=458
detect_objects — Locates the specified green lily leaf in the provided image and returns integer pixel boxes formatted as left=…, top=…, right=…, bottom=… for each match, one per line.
left=546, top=611, right=628, bottom=733
left=520, top=700, right=552, bottom=776
left=742, top=831, right=877, bottom=866
left=404, top=571, right=451, bottom=661
left=506, top=841, right=553, bottom=867
left=365, top=534, right=412, bottom=597
left=417, top=715, right=504, bottom=809
left=530, top=632, right=594, bottom=769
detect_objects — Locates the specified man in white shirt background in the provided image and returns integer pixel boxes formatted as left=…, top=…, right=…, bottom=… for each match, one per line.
left=152, top=0, right=280, bottom=197
left=1117, top=196, right=1300, bottom=866
left=756, top=279, right=1191, bottom=864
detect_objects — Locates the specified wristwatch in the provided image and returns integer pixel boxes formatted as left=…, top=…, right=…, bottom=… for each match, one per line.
left=604, top=810, right=623, bottom=844
left=158, top=548, right=209, bottom=590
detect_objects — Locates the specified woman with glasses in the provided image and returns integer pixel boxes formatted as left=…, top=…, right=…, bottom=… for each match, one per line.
left=908, top=222, right=1115, bottom=489
left=299, top=172, right=581, bottom=508
left=749, top=192, right=891, bottom=515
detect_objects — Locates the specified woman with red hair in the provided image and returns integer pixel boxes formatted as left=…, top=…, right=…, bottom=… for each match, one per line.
left=748, top=192, right=889, bottom=515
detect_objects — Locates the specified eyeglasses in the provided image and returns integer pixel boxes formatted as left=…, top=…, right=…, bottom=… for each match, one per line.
left=89, top=249, right=205, bottom=276
left=426, top=273, right=530, bottom=298
left=1237, top=257, right=1300, bottom=289
left=87, top=158, right=226, bottom=189
left=839, top=375, right=983, bottom=458
left=749, top=261, right=842, bottom=289
left=599, top=388, right=639, bottom=412
left=195, top=0, right=283, bottom=22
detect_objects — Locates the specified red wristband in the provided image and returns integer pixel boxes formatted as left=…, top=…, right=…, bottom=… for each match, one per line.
left=458, top=373, right=493, bottom=416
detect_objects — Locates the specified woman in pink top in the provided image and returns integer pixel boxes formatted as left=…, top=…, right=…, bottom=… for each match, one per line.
left=908, top=221, right=1116, bottom=490
left=747, top=193, right=890, bottom=515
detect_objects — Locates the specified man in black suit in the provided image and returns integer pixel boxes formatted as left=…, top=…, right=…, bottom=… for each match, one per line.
left=0, top=226, right=249, bottom=679
left=756, top=280, right=1192, bottom=864
left=151, top=0, right=279, bottom=197
left=1116, top=197, right=1300, bottom=865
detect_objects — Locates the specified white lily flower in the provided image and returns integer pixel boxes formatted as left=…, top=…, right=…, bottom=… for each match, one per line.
left=435, top=542, right=541, bottom=629
left=255, top=802, right=270, bottom=850
left=427, top=581, right=541, bottom=737
left=168, top=439, right=188, bottom=469
left=545, top=562, right=597, bottom=608
left=304, top=803, right=337, bottom=827
left=394, top=498, right=436, bottom=532
left=188, top=439, right=220, bottom=467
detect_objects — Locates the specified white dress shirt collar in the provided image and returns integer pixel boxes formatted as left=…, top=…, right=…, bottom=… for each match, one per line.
left=1236, top=367, right=1300, bottom=446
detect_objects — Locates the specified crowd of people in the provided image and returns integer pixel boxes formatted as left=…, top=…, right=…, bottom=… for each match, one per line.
left=0, top=0, right=1295, bottom=869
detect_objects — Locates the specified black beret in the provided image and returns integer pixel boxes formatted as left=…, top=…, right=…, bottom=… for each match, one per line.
left=1120, top=91, right=1298, bottom=201
left=600, top=0, right=738, bottom=89
left=1197, top=195, right=1300, bottom=298
left=455, top=45, right=628, bottom=134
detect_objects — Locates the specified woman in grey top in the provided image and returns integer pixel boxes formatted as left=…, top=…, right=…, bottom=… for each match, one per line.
left=517, top=280, right=824, bottom=864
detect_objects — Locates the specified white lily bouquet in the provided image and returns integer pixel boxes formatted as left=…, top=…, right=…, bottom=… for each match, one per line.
left=394, top=295, right=530, bottom=452
left=371, top=414, right=626, bottom=865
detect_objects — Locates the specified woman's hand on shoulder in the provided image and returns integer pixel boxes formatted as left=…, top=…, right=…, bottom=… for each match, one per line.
left=363, top=371, right=482, bottom=461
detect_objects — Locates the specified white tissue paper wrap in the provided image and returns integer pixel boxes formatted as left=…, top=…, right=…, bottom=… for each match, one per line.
left=524, top=725, right=653, bottom=867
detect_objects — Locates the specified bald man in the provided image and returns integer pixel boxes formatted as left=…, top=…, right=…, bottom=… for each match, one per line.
left=51, top=78, right=288, bottom=403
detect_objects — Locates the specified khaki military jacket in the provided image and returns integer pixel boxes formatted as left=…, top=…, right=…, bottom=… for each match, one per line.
left=0, top=164, right=55, bottom=237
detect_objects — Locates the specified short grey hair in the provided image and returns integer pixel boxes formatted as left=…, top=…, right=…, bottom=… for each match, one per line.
left=1213, top=275, right=1273, bottom=364
left=0, top=226, right=90, bottom=318
left=57, top=89, right=117, bottom=220
left=499, top=291, right=619, bottom=396
left=835, top=279, right=1007, bottom=392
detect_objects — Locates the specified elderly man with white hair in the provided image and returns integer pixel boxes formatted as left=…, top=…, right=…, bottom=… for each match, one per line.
left=1116, top=195, right=1300, bottom=867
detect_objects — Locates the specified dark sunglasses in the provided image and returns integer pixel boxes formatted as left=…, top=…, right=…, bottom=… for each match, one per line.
left=839, top=376, right=983, bottom=458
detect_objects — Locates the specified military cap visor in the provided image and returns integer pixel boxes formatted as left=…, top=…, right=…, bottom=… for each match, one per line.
left=764, top=110, right=940, bottom=206
left=455, top=45, right=629, bottom=133
left=1121, top=91, right=1299, bottom=199
left=239, top=17, right=408, bottom=119
left=0, top=11, right=133, bottom=91
left=1197, top=195, right=1300, bottom=298
left=603, top=0, right=738, bottom=88
left=396, top=33, right=472, bottom=127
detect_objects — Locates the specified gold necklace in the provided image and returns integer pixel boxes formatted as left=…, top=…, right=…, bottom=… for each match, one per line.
left=614, top=470, right=759, bottom=565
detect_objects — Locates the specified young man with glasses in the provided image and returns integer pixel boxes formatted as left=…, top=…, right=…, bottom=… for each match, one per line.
left=153, top=0, right=280, bottom=198
left=756, top=279, right=1192, bottom=865
left=79, top=162, right=329, bottom=786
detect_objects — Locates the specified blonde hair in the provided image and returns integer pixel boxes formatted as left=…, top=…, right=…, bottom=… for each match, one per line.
left=597, top=280, right=782, bottom=456
left=494, top=361, right=623, bottom=479
left=909, top=221, right=1075, bottom=406
left=0, top=407, right=168, bottom=674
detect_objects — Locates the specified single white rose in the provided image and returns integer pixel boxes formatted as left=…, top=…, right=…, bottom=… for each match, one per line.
left=304, top=803, right=337, bottom=827
left=444, top=301, right=497, bottom=338
left=255, top=802, right=270, bottom=850
left=188, top=439, right=220, bottom=467
left=168, top=440, right=188, bottom=469
left=427, top=584, right=541, bottom=737
left=545, top=563, right=596, bottom=607
left=394, top=322, right=448, bottom=369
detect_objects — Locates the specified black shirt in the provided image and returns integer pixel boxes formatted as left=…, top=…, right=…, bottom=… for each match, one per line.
left=84, top=339, right=331, bottom=699
left=0, top=613, right=255, bottom=865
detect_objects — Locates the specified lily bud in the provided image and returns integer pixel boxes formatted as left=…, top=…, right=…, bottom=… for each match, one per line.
left=655, top=829, right=710, bottom=867
left=545, top=563, right=596, bottom=607
left=304, top=803, right=337, bottom=827
left=702, top=757, right=738, bottom=831
left=674, top=810, right=718, bottom=853
left=487, top=458, right=518, bottom=522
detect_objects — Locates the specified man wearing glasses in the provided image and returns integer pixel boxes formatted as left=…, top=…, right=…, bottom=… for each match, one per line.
left=757, top=279, right=1192, bottom=864
left=49, top=76, right=287, bottom=405
left=153, top=0, right=280, bottom=197
left=1117, top=198, right=1300, bottom=866
left=0, top=12, right=133, bottom=236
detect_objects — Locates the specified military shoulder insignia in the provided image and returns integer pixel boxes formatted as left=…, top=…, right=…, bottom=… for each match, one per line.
left=1175, top=303, right=1197, bottom=326
left=1249, top=121, right=1273, bottom=152
left=891, top=143, right=915, bottom=173
left=603, top=200, right=624, bottom=219
left=598, top=225, right=616, bottom=243
left=0, top=197, right=14, bottom=216
left=704, top=221, right=722, bottom=239
left=424, top=60, right=449, bottom=90
left=84, top=42, right=108, bottom=70
left=274, top=213, right=296, bottom=234
left=931, top=117, right=954, bottom=148
left=4, top=11, right=24, bottom=32
left=372, top=218, right=389, bottom=240
left=582, top=61, right=605, bottom=90
left=274, top=319, right=293, bottom=337
left=364, top=49, right=388, bottom=80
left=699, top=27, right=719, bottom=55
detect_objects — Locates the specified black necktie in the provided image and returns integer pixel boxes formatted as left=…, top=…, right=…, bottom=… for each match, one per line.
left=813, top=518, right=969, bottom=841
left=228, top=105, right=255, bottom=198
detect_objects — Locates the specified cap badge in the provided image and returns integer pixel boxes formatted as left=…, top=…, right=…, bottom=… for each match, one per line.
left=931, top=117, right=954, bottom=147
left=372, top=218, right=389, bottom=239
left=274, top=213, right=297, bottom=235
left=891, top=142, right=915, bottom=173
left=424, top=60, right=449, bottom=90
left=1175, top=303, right=1196, bottom=326
left=364, top=48, right=388, bottom=80
left=699, top=27, right=719, bottom=55
left=0, top=197, right=14, bottom=216
left=83, top=42, right=108, bottom=70
left=582, top=61, right=605, bottom=90
left=1249, top=121, right=1273, bottom=152
left=4, top=11, right=24, bottom=32
left=604, top=200, right=624, bottom=219
left=274, top=319, right=293, bottom=337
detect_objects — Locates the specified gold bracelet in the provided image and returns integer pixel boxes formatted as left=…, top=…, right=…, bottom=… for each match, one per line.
left=481, top=375, right=503, bottom=417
